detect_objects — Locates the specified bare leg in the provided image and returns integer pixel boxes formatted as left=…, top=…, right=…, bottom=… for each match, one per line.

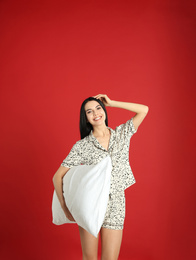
left=100, top=227, right=123, bottom=260
left=78, top=226, right=99, bottom=260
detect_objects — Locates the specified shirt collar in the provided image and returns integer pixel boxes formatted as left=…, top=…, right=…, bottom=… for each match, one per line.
left=88, top=126, right=115, bottom=151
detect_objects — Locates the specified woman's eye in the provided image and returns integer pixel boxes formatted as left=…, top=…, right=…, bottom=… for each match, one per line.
left=87, top=111, right=92, bottom=114
left=97, top=107, right=101, bottom=110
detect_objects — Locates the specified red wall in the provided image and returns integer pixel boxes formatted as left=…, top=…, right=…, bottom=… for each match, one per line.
left=0, top=1, right=195, bottom=259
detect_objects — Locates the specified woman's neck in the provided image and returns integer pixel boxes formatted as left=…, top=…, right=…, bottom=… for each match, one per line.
left=92, top=125, right=110, bottom=138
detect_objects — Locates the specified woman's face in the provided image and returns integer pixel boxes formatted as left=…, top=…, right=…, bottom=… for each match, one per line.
left=84, top=100, right=106, bottom=127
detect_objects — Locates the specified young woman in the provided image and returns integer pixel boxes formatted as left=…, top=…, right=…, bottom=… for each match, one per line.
left=53, top=94, right=148, bottom=260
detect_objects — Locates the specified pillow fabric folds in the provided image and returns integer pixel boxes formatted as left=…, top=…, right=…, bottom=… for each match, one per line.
left=52, top=156, right=112, bottom=237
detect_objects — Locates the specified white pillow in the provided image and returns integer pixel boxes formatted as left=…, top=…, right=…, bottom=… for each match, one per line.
left=52, top=156, right=112, bottom=237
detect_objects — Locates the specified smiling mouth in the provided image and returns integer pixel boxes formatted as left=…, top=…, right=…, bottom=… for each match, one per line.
left=94, top=116, right=102, bottom=121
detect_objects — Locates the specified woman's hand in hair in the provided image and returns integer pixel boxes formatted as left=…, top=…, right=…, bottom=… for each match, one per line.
left=94, top=94, right=113, bottom=107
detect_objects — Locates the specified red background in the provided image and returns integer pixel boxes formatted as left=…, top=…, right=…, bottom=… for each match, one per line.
left=0, top=1, right=195, bottom=259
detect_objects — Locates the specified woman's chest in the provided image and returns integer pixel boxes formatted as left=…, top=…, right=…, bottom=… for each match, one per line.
left=81, top=145, right=107, bottom=164
left=80, top=139, right=129, bottom=166
left=96, top=135, right=110, bottom=151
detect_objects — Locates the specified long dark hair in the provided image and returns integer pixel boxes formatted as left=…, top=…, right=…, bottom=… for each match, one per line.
left=80, top=97, right=108, bottom=139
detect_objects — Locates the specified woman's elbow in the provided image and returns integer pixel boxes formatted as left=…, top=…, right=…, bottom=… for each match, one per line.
left=52, top=174, right=57, bottom=184
left=52, top=166, right=69, bottom=183
left=52, top=171, right=60, bottom=184
left=144, top=105, right=149, bottom=114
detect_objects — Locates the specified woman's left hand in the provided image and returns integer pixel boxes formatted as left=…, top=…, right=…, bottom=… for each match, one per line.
left=94, top=94, right=113, bottom=106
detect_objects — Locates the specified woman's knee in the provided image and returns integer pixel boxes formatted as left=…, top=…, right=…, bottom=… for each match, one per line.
left=81, top=243, right=98, bottom=260
left=82, top=252, right=98, bottom=260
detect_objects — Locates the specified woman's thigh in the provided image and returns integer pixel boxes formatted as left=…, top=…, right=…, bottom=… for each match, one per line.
left=100, top=227, right=123, bottom=260
left=78, top=226, right=99, bottom=260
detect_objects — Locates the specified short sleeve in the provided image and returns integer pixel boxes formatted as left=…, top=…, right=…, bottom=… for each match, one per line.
left=115, top=117, right=137, bottom=139
left=61, top=142, right=82, bottom=168
left=128, top=117, right=137, bottom=135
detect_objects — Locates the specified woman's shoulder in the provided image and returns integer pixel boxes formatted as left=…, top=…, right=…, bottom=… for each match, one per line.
left=114, top=117, right=137, bottom=136
left=73, top=135, right=90, bottom=147
left=69, top=136, right=92, bottom=154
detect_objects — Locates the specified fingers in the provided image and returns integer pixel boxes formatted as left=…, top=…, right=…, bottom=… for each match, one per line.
left=64, top=207, right=75, bottom=221
left=94, top=94, right=106, bottom=100
left=94, top=94, right=107, bottom=103
left=93, top=94, right=111, bottom=106
left=67, top=211, right=75, bottom=221
left=67, top=213, right=75, bottom=222
left=94, top=94, right=103, bottom=98
left=68, top=216, right=75, bottom=222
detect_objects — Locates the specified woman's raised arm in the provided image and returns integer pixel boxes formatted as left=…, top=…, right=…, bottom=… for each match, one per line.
left=94, top=94, right=149, bottom=130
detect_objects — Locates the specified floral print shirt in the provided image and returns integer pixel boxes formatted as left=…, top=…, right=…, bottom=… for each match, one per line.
left=61, top=117, right=137, bottom=193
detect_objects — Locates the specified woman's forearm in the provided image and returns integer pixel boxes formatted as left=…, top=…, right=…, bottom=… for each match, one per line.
left=53, top=175, right=67, bottom=208
left=94, top=94, right=149, bottom=114
left=110, top=100, right=149, bottom=114
left=53, top=166, right=69, bottom=209
left=53, top=167, right=75, bottom=221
